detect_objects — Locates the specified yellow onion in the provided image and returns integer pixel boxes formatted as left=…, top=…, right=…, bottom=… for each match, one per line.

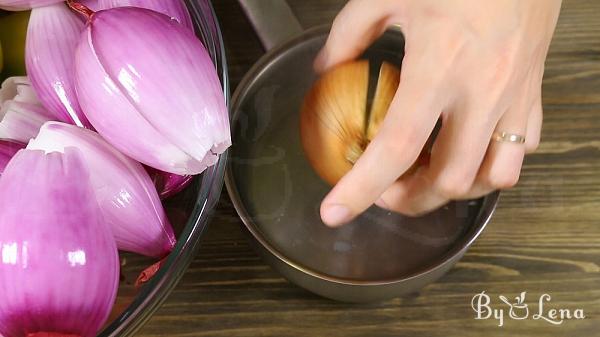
left=301, top=60, right=416, bottom=186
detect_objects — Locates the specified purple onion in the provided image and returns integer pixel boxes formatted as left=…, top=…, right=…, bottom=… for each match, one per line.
left=79, top=0, right=101, bottom=11
left=151, top=169, right=194, bottom=199
left=26, top=2, right=92, bottom=128
left=0, top=0, right=62, bottom=10
left=74, top=7, right=230, bottom=175
left=28, top=122, right=176, bottom=258
left=97, top=0, right=193, bottom=31
left=0, top=139, right=24, bottom=175
left=0, top=148, right=119, bottom=337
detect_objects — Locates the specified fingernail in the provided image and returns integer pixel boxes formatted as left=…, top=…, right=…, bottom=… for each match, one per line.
left=321, top=204, right=352, bottom=227
left=314, top=48, right=329, bottom=73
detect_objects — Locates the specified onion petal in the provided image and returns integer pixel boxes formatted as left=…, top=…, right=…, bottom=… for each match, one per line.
left=147, top=166, right=194, bottom=199
left=0, top=139, right=24, bottom=175
left=97, top=0, right=193, bottom=31
left=0, top=100, right=52, bottom=143
left=79, top=0, right=100, bottom=11
left=0, top=0, right=63, bottom=11
left=0, top=148, right=119, bottom=337
left=157, top=172, right=194, bottom=199
left=28, top=122, right=176, bottom=258
left=74, top=7, right=230, bottom=175
left=26, top=3, right=92, bottom=128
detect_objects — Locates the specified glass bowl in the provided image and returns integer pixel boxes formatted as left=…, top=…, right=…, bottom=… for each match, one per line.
left=98, top=1, right=229, bottom=335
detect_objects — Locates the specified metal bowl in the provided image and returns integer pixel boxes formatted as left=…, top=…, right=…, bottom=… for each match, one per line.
left=226, top=26, right=499, bottom=303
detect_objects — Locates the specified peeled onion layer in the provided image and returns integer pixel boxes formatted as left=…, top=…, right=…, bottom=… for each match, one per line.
left=0, top=139, right=24, bottom=174
left=0, top=148, right=119, bottom=337
left=28, top=122, right=176, bottom=258
left=97, top=0, right=193, bottom=31
left=75, top=7, right=231, bottom=175
left=26, top=3, right=92, bottom=128
left=0, top=0, right=62, bottom=11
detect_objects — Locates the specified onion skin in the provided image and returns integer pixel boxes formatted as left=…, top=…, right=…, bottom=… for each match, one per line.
left=301, top=61, right=369, bottom=186
left=301, top=61, right=428, bottom=186
left=0, top=76, right=52, bottom=143
left=0, top=148, right=119, bottom=337
left=74, top=7, right=230, bottom=175
left=0, top=77, right=41, bottom=106
left=28, top=122, right=176, bottom=258
left=367, top=62, right=401, bottom=141
left=0, top=100, right=52, bottom=142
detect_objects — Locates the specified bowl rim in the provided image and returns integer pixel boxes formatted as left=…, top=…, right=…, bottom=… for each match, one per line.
left=225, top=24, right=501, bottom=287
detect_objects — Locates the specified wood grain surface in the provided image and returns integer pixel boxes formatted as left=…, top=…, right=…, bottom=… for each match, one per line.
left=138, top=0, right=600, bottom=336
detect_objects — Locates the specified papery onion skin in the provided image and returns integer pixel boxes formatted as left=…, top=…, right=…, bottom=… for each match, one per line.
left=0, top=77, right=52, bottom=143
left=97, top=0, right=193, bottom=31
left=301, top=61, right=428, bottom=186
left=74, top=7, right=230, bottom=175
left=300, top=61, right=370, bottom=186
left=0, top=0, right=62, bottom=11
left=26, top=3, right=92, bottom=128
left=0, top=139, right=24, bottom=175
left=0, top=148, right=119, bottom=337
left=0, top=76, right=42, bottom=106
left=28, top=122, right=176, bottom=258
left=0, top=100, right=52, bottom=143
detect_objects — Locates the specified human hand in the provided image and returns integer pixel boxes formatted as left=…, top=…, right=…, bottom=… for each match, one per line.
left=316, top=0, right=562, bottom=227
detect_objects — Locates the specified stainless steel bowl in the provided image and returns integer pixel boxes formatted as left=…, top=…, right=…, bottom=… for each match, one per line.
left=225, top=19, right=500, bottom=302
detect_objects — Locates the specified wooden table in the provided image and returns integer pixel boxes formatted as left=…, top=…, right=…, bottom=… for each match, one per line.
left=139, top=1, right=600, bottom=336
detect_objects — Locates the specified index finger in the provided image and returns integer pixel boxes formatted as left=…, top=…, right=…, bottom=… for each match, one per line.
left=314, top=0, right=403, bottom=73
left=320, top=59, right=443, bottom=227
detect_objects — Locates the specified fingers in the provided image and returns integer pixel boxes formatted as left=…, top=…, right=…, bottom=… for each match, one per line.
left=525, top=64, right=544, bottom=154
left=314, top=0, right=400, bottom=73
left=463, top=99, right=534, bottom=200
left=376, top=98, right=500, bottom=216
left=320, top=62, right=442, bottom=227
left=525, top=97, right=542, bottom=154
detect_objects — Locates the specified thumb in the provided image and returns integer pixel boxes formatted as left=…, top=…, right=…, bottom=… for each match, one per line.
left=314, top=0, right=403, bottom=73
